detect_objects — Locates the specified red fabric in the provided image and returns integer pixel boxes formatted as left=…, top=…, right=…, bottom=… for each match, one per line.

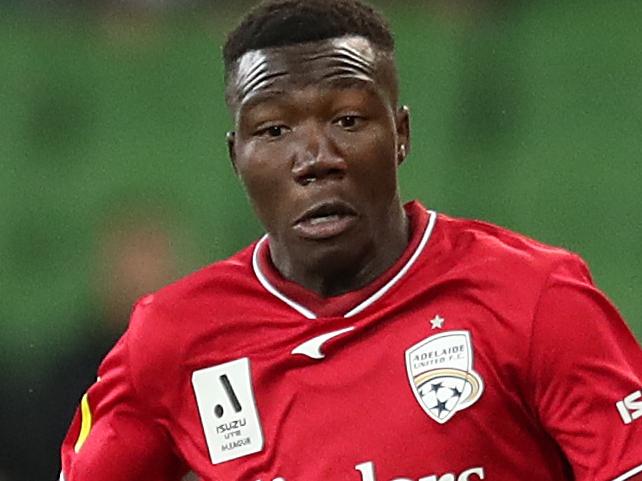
left=60, top=201, right=642, bottom=481
left=60, top=336, right=188, bottom=481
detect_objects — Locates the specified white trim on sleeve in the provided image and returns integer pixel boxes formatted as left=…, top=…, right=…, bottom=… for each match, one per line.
left=612, top=462, right=642, bottom=481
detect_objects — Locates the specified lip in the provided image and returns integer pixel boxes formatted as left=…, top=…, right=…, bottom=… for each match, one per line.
left=292, top=200, right=358, bottom=240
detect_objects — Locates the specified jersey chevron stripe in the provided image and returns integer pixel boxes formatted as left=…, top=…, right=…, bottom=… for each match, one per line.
left=252, top=210, right=437, bottom=319
left=612, top=462, right=642, bottom=481
left=73, top=391, right=93, bottom=453
left=344, top=210, right=437, bottom=318
left=291, top=326, right=356, bottom=359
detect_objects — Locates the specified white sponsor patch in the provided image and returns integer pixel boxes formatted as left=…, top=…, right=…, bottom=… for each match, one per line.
left=192, top=358, right=264, bottom=464
left=406, top=330, right=484, bottom=424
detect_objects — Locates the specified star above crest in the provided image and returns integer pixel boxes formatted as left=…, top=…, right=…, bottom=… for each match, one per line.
left=430, top=315, right=445, bottom=329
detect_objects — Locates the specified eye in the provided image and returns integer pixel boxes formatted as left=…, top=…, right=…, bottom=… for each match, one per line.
left=335, top=115, right=364, bottom=130
left=255, top=125, right=289, bottom=139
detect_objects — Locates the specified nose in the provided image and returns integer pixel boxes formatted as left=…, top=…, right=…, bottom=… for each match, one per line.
left=291, top=124, right=347, bottom=185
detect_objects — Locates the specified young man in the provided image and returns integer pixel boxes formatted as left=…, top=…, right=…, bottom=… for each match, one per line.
left=60, top=1, right=642, bottom=480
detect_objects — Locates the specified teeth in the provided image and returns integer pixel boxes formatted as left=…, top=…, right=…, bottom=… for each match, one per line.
left=308, top=214, right=341, bottom=225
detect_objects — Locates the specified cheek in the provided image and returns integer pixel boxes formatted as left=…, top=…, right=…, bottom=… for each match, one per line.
left=343, top=127, right=398, bottom=189
left=237, top=143, right=292, bottom=226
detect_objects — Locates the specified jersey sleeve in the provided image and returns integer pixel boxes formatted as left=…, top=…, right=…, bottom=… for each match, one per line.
left=528, top=255, right=642, bottom=481
left=60, top=317, right=187, bottom=481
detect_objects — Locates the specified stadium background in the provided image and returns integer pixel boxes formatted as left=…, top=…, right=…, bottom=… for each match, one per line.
left=1, top=1, right=641, bottom=479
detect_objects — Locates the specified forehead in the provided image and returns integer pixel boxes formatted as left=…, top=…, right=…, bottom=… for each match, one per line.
left=227, top=36, right=394, bottom=111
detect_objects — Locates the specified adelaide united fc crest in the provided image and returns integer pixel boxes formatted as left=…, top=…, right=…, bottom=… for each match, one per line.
left=405, top=330, right=484, bottom=424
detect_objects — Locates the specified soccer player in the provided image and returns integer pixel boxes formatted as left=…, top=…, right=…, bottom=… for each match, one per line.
left=59, top=0, right=642, bottom=480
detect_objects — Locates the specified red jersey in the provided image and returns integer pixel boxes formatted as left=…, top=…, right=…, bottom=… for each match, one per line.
left=60, top=201, right=642, bottom=481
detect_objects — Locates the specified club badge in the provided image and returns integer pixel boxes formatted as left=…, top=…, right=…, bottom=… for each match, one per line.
left=405, top=330, right=484, bottom=424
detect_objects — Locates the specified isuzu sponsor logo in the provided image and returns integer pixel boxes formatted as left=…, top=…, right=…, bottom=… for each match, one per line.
left=192, top=358, right=264, bottom=464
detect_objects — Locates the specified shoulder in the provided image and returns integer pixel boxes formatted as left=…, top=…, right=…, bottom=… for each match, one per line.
left=149, top=242, right=258, bottom=312
left=122, top=243, right=260, bottom=401
left=130, top=240, right=258, bottom=333
left=426, top=212, right=593, bottom=356
left=432, top=211, right=587, bottom=282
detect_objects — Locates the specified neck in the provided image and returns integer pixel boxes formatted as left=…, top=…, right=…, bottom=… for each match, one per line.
left=270, top=202, right=409, bottom=297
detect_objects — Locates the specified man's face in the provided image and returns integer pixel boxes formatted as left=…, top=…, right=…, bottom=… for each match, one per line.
left=227, top=36, right=409, bottom=274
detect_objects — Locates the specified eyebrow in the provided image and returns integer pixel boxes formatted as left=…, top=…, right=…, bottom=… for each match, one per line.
left=321, top=76, right=376, bottom=92
left=239, top=89, right=290, bottom=115
left=239, top=74, right=379, bottom=123
left=240, top=76, right=377, bottom=110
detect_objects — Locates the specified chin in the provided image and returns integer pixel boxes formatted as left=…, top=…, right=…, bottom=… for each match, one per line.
left=294, top=230, right=367, bottom=269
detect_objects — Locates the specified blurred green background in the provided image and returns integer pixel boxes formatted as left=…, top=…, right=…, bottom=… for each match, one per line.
left=1, top=1, right=641, bottom=479
left=2, top=0, right=641, bottom=389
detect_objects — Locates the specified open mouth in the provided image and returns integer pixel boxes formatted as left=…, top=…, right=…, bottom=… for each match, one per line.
left=293, top=201, right=358, bottom=240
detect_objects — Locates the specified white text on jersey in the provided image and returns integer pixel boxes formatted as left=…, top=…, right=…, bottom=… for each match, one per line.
left=616, top=389, right=642, bottom=425
left=258, top=462, right=485, bottom=481
left=355, top=461, right=485, bottom=481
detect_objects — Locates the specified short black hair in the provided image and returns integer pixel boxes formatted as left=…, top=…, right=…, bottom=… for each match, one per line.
left=223, top=0, right=395, bottom=79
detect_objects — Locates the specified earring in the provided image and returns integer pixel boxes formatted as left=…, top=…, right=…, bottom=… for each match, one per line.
left=399, top=144, right=406, bottom=160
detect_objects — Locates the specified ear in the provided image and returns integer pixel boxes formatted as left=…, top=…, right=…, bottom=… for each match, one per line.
left=226, top=131, right=238, bottom=174
left=395, top=105, right=410, bottom=166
